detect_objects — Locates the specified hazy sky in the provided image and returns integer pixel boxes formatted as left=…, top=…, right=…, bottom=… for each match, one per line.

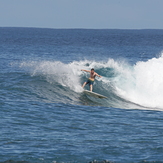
left=0, top=0, right=163, bottom=29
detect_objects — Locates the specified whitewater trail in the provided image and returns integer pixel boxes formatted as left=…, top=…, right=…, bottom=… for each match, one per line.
left=19, top=56, right=163, bottom=110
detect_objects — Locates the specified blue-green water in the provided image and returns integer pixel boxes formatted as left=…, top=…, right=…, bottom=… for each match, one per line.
left=1, top=28, right=163, bottom=163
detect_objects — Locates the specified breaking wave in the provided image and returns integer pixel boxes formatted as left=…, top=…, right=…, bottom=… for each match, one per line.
left=19, top=54, right=163, bottom=110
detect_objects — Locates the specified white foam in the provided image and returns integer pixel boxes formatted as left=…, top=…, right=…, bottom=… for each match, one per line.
left=20, top=60, right=83, bottom=92
left=114, top=54, right=163, bottom=109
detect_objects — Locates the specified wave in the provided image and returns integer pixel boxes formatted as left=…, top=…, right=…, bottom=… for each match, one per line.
left=19, top=54, right=163, bottom=110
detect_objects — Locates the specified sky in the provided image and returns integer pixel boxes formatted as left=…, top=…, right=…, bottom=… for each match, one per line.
left=0, top=0, right=163, bottom=29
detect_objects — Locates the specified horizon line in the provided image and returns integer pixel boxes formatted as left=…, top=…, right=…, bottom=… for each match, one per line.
left=0, top=26, right=163, bottom=30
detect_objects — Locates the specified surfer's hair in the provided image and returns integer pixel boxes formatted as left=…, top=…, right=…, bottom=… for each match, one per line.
left=91, top=68, right=94, bottom=71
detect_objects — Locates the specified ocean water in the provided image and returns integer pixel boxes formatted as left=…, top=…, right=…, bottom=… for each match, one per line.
left=1, top=27, right=163, bottom=163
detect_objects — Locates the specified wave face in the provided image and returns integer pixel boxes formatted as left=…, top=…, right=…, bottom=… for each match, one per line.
left=19, top=54, right=163, bottom=110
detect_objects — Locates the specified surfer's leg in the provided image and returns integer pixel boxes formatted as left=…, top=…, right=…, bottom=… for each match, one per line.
left=82, top=82, right=87, bottom=88
left=90, top=84, right=93, bottom=92
left=89, top=80, right=94, bottom=91
left=82, top=79, right=89, bottom=88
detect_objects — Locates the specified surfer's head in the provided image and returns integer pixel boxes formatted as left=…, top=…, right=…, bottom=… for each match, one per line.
left=91, top=68, right=94, bottom=72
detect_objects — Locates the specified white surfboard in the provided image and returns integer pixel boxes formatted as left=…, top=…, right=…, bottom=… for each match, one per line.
left=84, top=90, right=107, bottom=99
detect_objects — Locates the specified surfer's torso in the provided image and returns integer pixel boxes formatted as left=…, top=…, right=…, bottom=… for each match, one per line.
left=89, top=72, right=96, bottom=81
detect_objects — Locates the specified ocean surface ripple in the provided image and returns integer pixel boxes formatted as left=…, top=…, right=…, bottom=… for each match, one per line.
left=1, top=27, right=163, bottom=163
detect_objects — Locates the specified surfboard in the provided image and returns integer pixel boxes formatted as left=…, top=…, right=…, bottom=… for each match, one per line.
left=84, top=90, right=107, bottom=99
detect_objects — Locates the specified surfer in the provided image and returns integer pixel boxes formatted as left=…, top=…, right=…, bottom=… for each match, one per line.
left=81, top=68, right=102, bottom=92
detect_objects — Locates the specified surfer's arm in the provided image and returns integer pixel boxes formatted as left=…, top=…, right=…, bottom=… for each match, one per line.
left=81, top=69, right=91, bottom=73
left=96, top=73, right=102, bottom=78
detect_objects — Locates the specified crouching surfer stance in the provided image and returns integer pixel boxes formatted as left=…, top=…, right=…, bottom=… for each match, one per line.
left=81, top=68, right=102, bottom=92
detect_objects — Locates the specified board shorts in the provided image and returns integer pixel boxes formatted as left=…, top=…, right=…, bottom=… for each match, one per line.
left=86, top=78, right=94, bottom=86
